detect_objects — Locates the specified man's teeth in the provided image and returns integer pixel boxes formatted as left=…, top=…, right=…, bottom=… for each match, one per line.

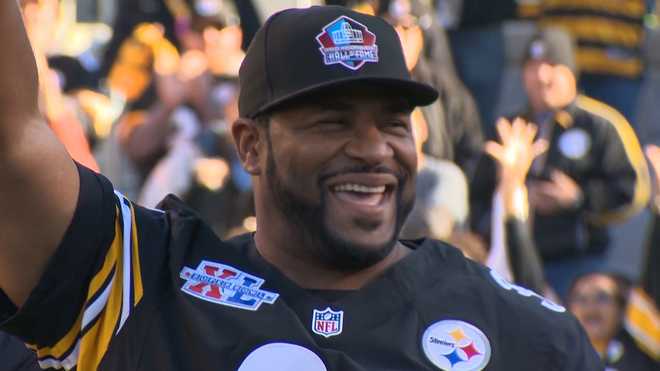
left=333, top=183, right=386, bottom=193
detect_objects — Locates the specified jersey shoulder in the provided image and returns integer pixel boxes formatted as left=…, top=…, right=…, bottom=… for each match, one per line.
left=422, top=240, right=593, bottom=362
left=154, top=194, right=252, bottom=265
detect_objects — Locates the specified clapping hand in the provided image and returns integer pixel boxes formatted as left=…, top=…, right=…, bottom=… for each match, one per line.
left=485, top=118, right=548, bottom=186
left=485, top=118, right=548, bottom=217
left=528, top=170, right=582, bottom=215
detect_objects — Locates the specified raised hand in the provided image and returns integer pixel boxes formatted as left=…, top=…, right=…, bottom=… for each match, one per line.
left=485, top=118, right=548, bottom=218
left=485, top=118, right=548, bottom=187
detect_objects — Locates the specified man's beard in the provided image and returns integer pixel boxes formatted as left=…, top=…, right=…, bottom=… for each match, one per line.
left=265, top=134, right=414, bottom=271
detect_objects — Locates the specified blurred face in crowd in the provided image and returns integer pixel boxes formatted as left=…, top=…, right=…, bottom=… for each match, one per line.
left=568, top=273, right=624, bottom=347
left=523, top=60, right=577, bottom=113
left=255, top=85, right=417, bottom=270
left=410, top=108, right=428, bottom=158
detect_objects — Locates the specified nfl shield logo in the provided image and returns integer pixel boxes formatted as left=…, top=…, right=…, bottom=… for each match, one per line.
left=312, top=307, right=344, bottom=338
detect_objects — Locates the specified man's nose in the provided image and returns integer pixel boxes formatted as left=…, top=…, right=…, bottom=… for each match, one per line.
left=344, top=124, right=394, bottom=165
left=537, top=63, right=554, bottom=85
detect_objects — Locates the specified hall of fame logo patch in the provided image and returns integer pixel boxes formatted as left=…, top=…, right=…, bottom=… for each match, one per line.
left=422, top=320, right=491, bottom=371
left=316, top=16, right=379, bottom=70
left=180, top=260, right=278, bottom=311
left=312, top=307, right=344, bottom=338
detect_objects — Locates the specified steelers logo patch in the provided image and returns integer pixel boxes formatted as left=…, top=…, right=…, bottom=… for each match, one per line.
left=422, top=320, right=491, bottom=371
left=558, top=128, right=591, bottom=160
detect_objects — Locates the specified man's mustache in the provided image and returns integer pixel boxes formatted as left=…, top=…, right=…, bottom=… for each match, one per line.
left=318, top=164, right=407, bottom=185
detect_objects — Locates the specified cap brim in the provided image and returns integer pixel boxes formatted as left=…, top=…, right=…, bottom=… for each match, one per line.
left=252, top=76, right=439, bottom=118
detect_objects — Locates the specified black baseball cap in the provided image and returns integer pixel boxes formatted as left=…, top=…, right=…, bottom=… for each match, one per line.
left=238, top=5, right=438, bottom=118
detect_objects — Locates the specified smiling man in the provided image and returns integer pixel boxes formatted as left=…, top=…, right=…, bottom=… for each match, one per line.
left=0, top=4, right=601, bottom=371
left=244, top=86, right=419, bottom=282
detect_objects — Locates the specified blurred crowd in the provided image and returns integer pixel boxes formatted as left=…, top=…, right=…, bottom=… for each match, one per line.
left=2, top=0, right=660, bottom=370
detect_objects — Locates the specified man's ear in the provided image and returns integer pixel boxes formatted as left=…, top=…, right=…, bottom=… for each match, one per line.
left=231, top=118, right=263, bottom=175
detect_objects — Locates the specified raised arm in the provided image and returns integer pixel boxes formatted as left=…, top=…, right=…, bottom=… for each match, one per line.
left=0, top=0, right=79, bottom=306
left=485, top=118, right=548, bottom=292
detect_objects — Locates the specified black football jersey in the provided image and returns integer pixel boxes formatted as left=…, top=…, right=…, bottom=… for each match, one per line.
left=0, top=165, right=603, bottom=370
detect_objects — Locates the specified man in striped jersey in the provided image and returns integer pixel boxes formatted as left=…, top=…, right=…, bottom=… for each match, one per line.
left=0, top=3, right=601, bottom=370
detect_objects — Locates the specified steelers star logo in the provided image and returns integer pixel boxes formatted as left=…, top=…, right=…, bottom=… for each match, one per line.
left=421, top=320, right=491, bottom=370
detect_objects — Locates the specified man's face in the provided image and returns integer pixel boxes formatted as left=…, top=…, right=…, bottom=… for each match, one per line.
left=523, top=60, right=574, bottom=112
left=260, top=85, right=417, bottom=270
left=568, top=274, right=623, bottom=344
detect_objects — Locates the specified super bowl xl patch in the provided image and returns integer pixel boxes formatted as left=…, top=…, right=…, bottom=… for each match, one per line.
left=180, top=260, right=279, bottom=311
left=316, top=16, right=379, bottom=70
left=422, top=320, right=491, bottom=371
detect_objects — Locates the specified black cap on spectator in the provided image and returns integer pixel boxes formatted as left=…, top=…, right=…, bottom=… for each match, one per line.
left=524, top=28, right=577, bottom=75
left=238, top=5, right=438, bottom=119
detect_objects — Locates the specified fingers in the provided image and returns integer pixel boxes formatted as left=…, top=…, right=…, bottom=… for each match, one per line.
left=532, top=138, right=549, bottom=158
left=495, top=117, right=539, bottom=144
left=535, top=181, right=559, bottom=197
left=495, top=118, right=512, bottom=144
left=550, top=170, right=578, bottom=189
left=524, top=121, right=538, bottom=143
left=484, top=141, right=504, bottom=162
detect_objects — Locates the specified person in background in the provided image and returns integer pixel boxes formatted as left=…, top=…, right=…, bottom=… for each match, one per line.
left=101, top=0, right=261, bottom=77
left=622, top=144, right=660, bottom=364
left=98, top=0, right=247, bottom=215
left=21, top=0, right=99, bottom=172
left=471, top=29, right=650, bottom=298
left=485, top=124, right=657, bottom=368
left=536, top=0, right=649, bottom=125
left=444, top=0, right=519, bottom=136
left=384, top=0, right=485, bottom=180
left=337, top=0, right=485, bottom=180
left=484, top=118, right=548, bottom=295
left=400, top=108, right=470, bottom=241
left=567, top=271, right=657, bottom=369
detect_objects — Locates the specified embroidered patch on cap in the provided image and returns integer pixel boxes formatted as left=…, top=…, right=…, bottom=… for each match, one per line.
left=316, top=16, right=379, bottom=70
left=312, top=307, right=344, bottom=338
left=422, top=320, right=491, bottom=370
left=180, top=260, right=279, bottom=311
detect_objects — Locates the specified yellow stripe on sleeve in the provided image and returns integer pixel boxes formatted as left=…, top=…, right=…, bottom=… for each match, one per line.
left=576, top=95, right=651, bottom=225
left=131, top=205, right=144, bottom=304
left=625, top=288, right=660, bottom=360
left=86, top=210, right=123, bottom=301
left=77, top=221, right=126, bottom=370
left=34, top=210, right=122, bottom=361
left=33, top=311, right=83, bottom=361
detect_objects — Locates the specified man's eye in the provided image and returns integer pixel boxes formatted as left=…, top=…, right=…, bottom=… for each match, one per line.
left=316, top=120, right=346, bottom=131
left=384, top=121, right=409, bottom=133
